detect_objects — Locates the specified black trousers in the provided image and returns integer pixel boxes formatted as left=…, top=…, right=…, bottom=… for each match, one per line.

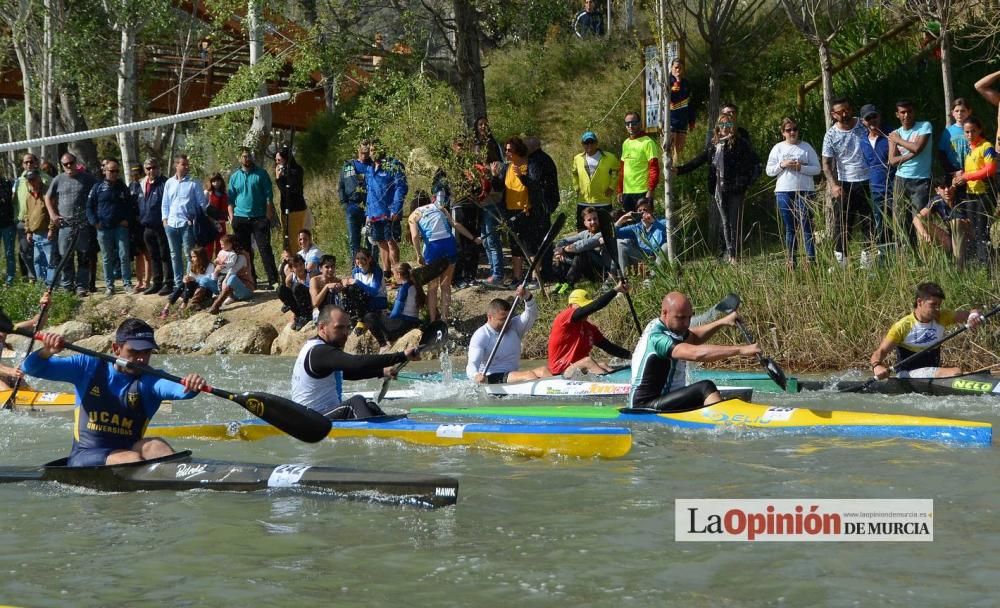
left=632, top=380, right=718, bottom=412
left=142, top=224, right=173, bottom=286
left=453, top=204, right=480, bottom=282
left=231, top=215, right=279, bottom=286
left=364, top=311, right=421, bottom=347
left=319, top=394, right=386, bottom=420
left=278, top=283, right=312, bottom=318
left=559, top=250, right=605, bottom=285
left=16, top=222, right=34, bottom=280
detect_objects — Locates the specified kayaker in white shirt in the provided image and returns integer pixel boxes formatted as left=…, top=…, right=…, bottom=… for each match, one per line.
left=466, top=285, right=543, bottom=383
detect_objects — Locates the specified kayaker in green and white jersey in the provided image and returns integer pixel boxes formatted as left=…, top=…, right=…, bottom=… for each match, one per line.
left=629, top=292, right=760, bottom=411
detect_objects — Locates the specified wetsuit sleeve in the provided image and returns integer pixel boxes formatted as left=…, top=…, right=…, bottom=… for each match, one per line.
left=307, top=342, right=406, bottom=380
left=647, top=332, right=675, bottom=358
left=676, top=145, right=709, bottom=176
left=150, top=377, right=198, bottom=400
left=595, top=338, right=631, bottom=360
left=571, top=289, right=617, bottom=322
left=390, top=282, right=409, bottom=318
left=21, top=352, right=93, bottom=384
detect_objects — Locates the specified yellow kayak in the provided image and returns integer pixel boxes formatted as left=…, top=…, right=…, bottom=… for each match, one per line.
left=0, top=389, right=77, bottom=412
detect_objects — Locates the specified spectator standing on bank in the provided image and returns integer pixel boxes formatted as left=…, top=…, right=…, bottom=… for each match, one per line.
left=951, top=116, right=997, bottom=266
left=525, top=137, right=560, bottom=281
left=362, top=144, right=408, bottom=276
left=571, top=130, right=618, bottom=230
left=435, top=137, right=490, bottom=288
left=337, top=141, right=373, bottom=261
left=127, top=165, right=150, bottom=292
left=938, top=98, right=972, bottom=176
left=44, top=152, right=96, bottom=296
left=859, top=105, right=895, bottom=250
left=162, top=154, right=207, bottom=296
left=821, top=97, right=872, bottom=267
left=228, top=147, right=280, bottom=289
left=668, top=60, right=696, bottom=161
left=0, top=173, right=15, bottom=284
left=490, top=137, right=540, bottom=286
left=765, top=117, right=821, bottom=268
left=474, top=117, right=504, bottom=165
left=888, top=100, right=933, bottom=240
left=22, top=171, right=54, bottom=285
left=573, top=0, right=605, bottom=37
left=12, top=153, right=48, bottom=283
left=618, top=111, right=660, bottom=213
left=204, top=172, right=229, bottom=258
left=138, top=159, right=173, bottom=295
left=677, top=113, right=760, bottom=263
left=275, top=146, right=308, bottom=248
left=86, top=159, right=134, bottom=295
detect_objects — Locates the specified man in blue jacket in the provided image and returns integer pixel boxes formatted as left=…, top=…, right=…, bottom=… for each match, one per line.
left=137, top=159, right=172, bottom=295
left=859, top=104, right=894, bottom=263
left=615, top=198, right=668, bottom=273
left=87, top=158, right=135, bottom=295
left=337, top=141, right=373, bottom=260
left=363, top=144, right=408, bottom=275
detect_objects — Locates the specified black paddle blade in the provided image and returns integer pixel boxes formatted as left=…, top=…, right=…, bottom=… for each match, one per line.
left=762, top=357, right=788, bottom=391
left=596, top=209, right=618, bottom=266
left=718, top=293, right=741, bottom=315
left=420, top=320, right=449, bottom=351
left=228, top=391, right=331, bottom=443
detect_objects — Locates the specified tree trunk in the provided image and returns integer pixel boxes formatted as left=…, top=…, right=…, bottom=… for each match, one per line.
left=168, top=9, right=195, bottom=163
left=9, top=33, right=36, bottom=151
left=656, top=0, right=674, bottom=264
left=705, top=65, right=721, bottom=145
left=244, top=0, right=272, bottom=154
left=452, top=0, right=487, bottom=129
left=117, top=25, right=140, bottom=181
left=818, top=41, right=834, bottom=127
left=42, top=0, right=58, bottom=159
left=57, top=84, right=99, bottom=168
left=939, top=28, right=954, bottom=124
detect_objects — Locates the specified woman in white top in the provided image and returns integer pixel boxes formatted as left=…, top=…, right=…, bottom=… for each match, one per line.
left=765, top=117, right=822, bottom=268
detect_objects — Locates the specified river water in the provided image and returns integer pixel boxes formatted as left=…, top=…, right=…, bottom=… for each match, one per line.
left=0, top=355, right=996, bottom=607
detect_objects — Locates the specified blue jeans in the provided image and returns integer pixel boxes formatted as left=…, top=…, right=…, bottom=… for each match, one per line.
left=345, top=204, right=368, bottom=259
left=775, top=191, right=816, bottom=261
left=0, top=225, right=15, bottom=283
left=97, top=225, right=132, bottom=287
left=481, top=204, right=504, bottom=280
left=870, top=189, right=893, bottom=247
left=31, top=233, right=54, bottom=286
left=165, top=223, right=194, bottom=289
left=57, top=224, right=92, bottom=291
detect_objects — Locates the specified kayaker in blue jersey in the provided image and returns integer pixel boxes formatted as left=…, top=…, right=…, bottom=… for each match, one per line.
left=291, top=305, right=419, bottom=419
left=21, top=319, right=206, bottom=467
left=629, top=292, right=760, bottom=411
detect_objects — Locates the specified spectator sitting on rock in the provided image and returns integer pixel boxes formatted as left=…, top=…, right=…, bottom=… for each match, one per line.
left=160, top=246, right=219, bottom=318
left=279, top=253, right=313, bottom=331
left=363, top=262, right=426, bottom=353
left=309, top=254, right=345, bottom=323
left=207, top=234, right=254, bottom=314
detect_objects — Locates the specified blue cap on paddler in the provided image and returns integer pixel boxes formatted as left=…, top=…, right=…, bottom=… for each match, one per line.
left=115, top=318, right=158, bottom=351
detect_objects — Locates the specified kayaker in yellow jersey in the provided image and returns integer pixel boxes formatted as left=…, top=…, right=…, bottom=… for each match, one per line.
left=870, top=282, right=982, bottom=380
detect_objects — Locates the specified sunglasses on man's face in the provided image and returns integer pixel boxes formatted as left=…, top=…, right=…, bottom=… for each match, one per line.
left=784, top=127, right=799, bottom=133
left=624, top=120, right=640, bottom=126
left=62, top=162, right=73, bottom=167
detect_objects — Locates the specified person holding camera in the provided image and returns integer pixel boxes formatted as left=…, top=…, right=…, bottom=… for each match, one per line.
left=614, top=198, right=668, bottom=273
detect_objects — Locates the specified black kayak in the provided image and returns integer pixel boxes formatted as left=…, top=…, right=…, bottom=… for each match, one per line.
left=0, top=450, right=459, bottom=508
left=799, top=372, right=1000, bottom=397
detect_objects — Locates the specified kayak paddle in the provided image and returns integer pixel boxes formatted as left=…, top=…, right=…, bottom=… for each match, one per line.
left=3, top=224, right=82, bottom=410
left=733, top=315, right=788, bottom=391
left=843, top=303, right=1000, bottom=393
left=483, top=206, right=550, bottom=298
left=481, top=213, right=566, bottom=377
left=375, top=320, right=449, bottom=405
left=0, top=310, right=332, bottom=443
left=691, top=292, right=741, bottom=326
left=596, top=209, right=642, bottom=335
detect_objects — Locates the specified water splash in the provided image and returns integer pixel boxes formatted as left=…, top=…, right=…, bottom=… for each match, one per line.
left=439, top=348, right=453, bottom=384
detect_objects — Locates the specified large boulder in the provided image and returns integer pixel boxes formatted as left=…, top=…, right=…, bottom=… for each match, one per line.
left=345, top=329, right=379, bottom=354
left=271, top=321, right=313, bottom=356
left=389, top=328, right=423, bottom=353
left=155, top=313, right=222, bottom=353
left=48, top=320, right=93, bottom=343
left=199, top=319, right=278, bottom=354
left=74, top=333, right=113, bottom=354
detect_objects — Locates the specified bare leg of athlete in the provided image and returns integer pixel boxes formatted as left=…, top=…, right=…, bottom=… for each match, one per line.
left=506, top=366, right=552, bottom=382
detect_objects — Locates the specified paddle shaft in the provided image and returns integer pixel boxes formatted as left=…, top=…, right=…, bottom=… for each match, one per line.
left=595, top=209, right=641, bottom=334
left=375, top=321, right=449, bottom=404
left=734, top=320, right=766, bottom=367
left=481, top=213, right=566, bottom=375
left=3, top=225, right=82, bottom=409
left=483, top=206, right=548, bottom=298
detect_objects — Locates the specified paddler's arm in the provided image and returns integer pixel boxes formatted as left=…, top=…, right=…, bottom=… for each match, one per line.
left=671, top=342, right=759, bottom=363
left=870, top=336, right=898, bottom=380
left=594, top=338, right=631, bottom=360
left=513, top=286, right=538, bottom=334
left=571, top=282, right=626, bottom=322
left=20, top=333, right=92, bottom=384
left=307, top=343, right=412, bottom=380
left=687, top=310, right=738, bottom=345
left=152, top=374, right=207, bottom=400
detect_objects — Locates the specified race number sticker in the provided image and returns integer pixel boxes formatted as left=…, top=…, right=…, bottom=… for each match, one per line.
left=761, top=407, right=796, bottom=423
left=436, top=424, right=467, bottom=438
left=38, top=392, right=60, bottom=403
left=267, top=464, right=311, bottom=487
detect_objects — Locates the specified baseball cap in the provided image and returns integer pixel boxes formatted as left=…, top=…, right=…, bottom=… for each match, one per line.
left=115, top=318, right=159, bottom=351
left=860, top=104, right=879, bottom=120
left=567, top=289, right=592, bottom=308
left=580, top=131, right=598, bottom=144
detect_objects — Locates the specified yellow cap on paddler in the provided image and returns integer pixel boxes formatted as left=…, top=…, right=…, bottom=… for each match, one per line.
left=567, top=289, right=592, bottom=307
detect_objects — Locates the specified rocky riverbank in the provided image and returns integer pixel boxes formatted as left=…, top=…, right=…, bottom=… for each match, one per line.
left=5, top=283, right=550, bottom=359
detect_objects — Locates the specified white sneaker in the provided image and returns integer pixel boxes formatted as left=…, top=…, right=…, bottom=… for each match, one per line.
left=859, top=250, right=871, bottom=269
left=834, top=251, right=847, bottom=267
left=223, top=297, right=234, bottom=305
